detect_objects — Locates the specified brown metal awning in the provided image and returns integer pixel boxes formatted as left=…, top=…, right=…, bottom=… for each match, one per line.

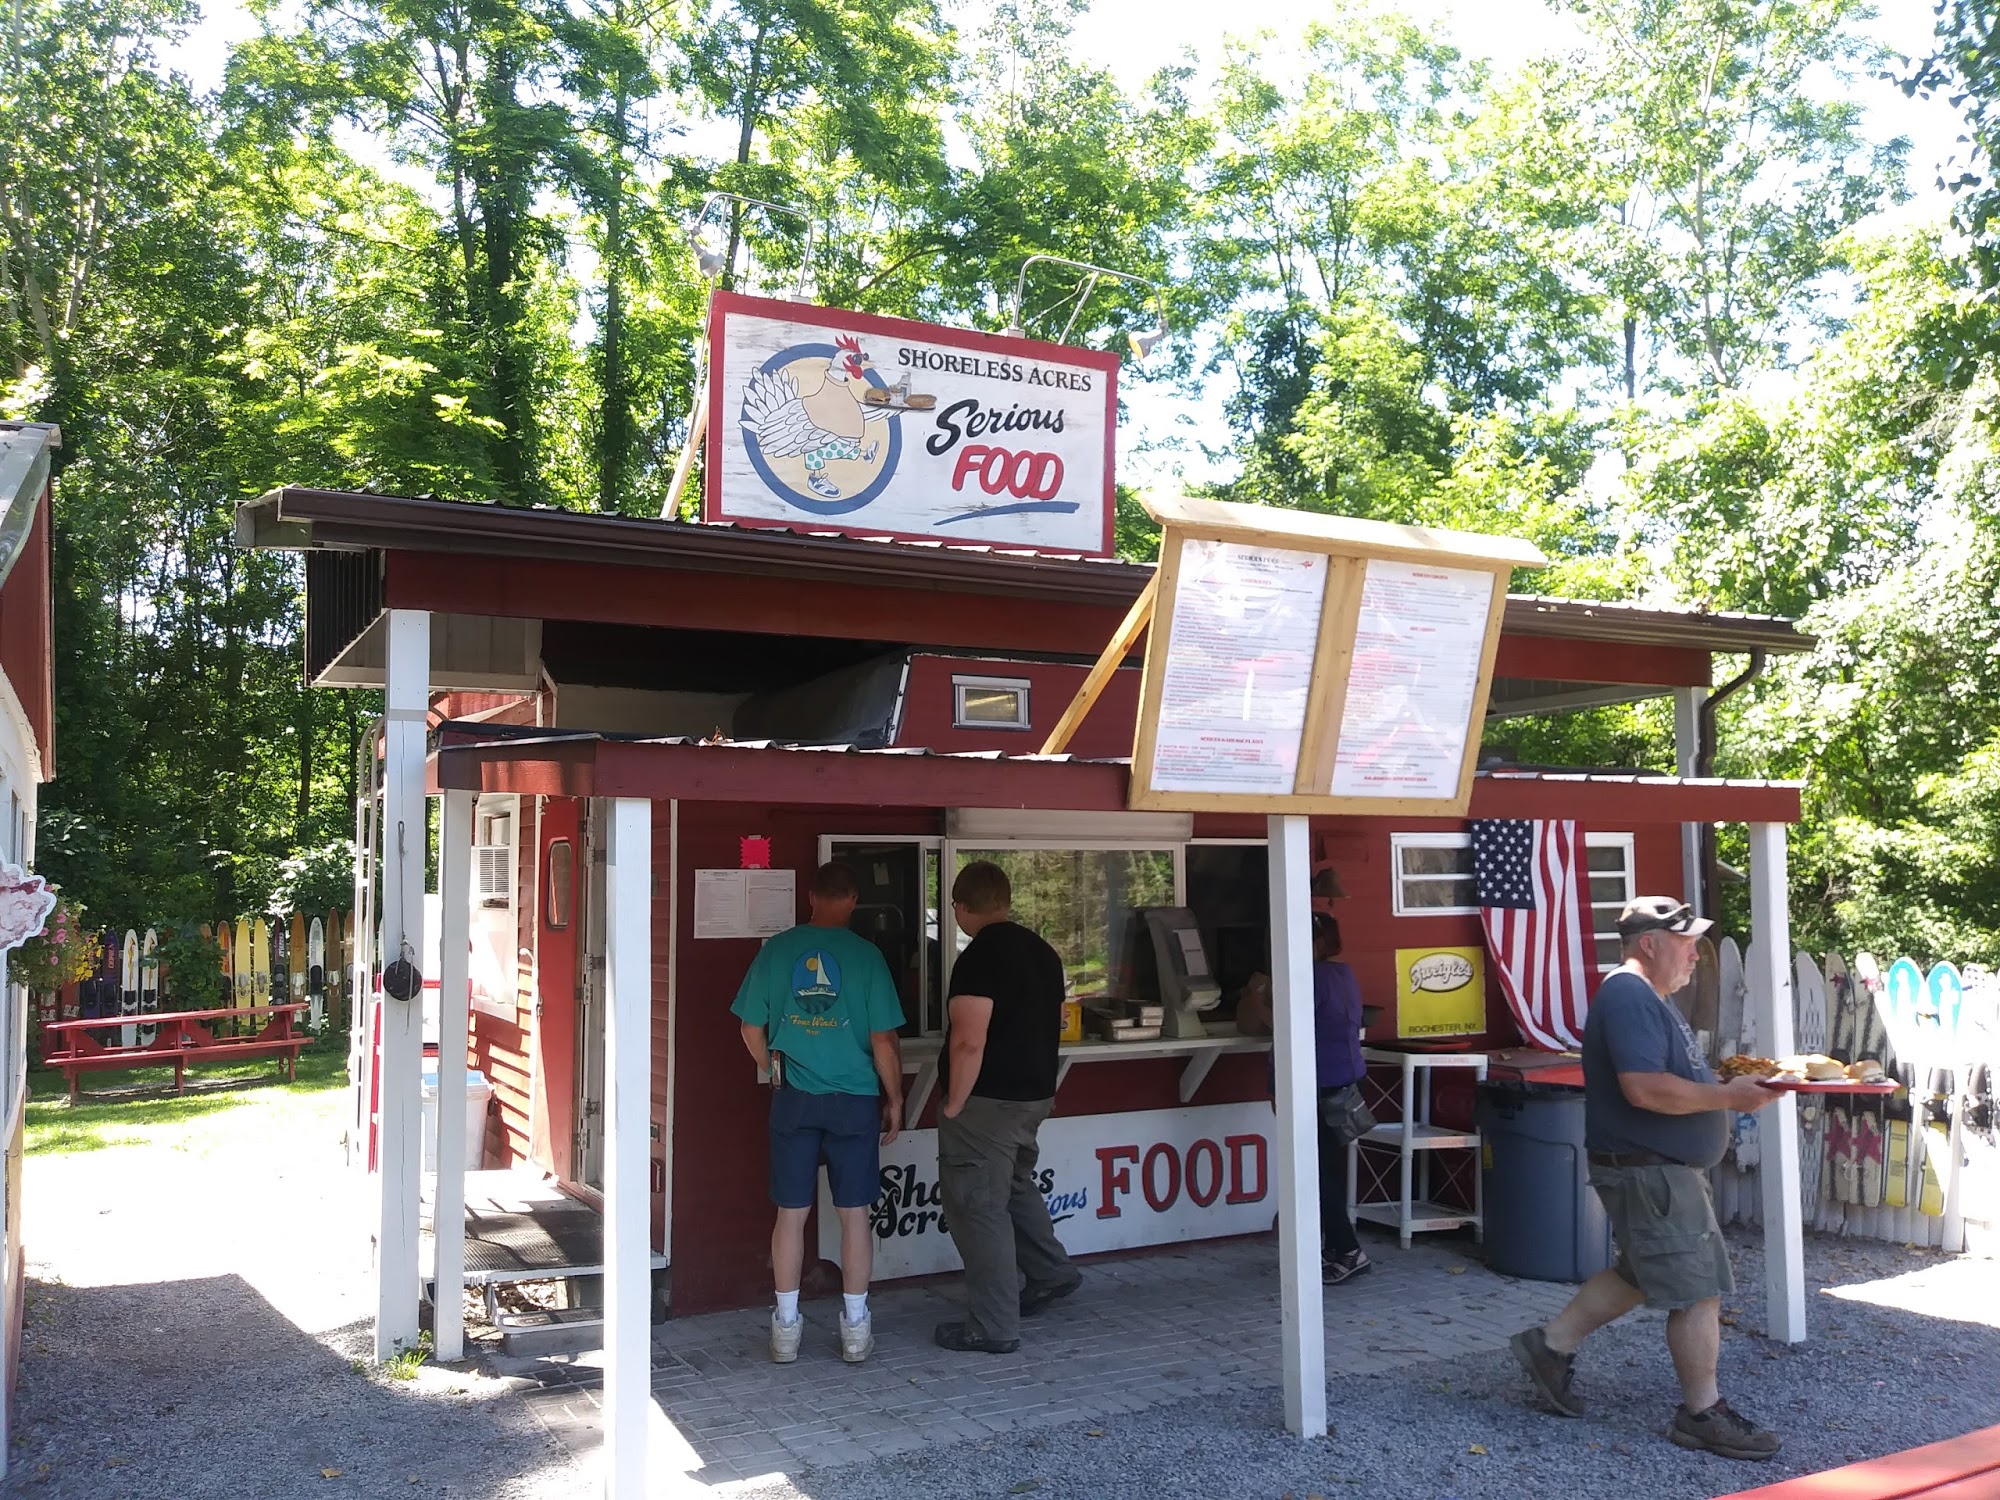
left=433, top=728, right=1803, bottom=824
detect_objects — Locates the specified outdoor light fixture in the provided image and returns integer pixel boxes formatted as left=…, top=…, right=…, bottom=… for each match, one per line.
left=1004, top=254, right=1169, bottom=361
left=687, top=192, right=816, bottom=300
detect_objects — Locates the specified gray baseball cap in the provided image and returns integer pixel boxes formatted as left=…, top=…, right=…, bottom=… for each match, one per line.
left=1615, top=896, right=1714, bottom=939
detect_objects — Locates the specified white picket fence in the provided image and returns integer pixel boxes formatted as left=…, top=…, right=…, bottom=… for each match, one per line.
left=1699, top=941, right=1999, bottom=1253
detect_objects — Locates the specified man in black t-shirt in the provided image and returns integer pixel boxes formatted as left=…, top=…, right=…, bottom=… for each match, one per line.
left=932, top=860, right=1080, bottom=1354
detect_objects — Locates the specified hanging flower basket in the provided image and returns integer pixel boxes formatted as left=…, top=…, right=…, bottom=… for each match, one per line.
left=9, top=892, right=98, bottom=995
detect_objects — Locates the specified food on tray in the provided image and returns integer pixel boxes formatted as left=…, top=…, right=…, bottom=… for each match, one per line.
left=1789, top=1053, right=1846, bottom=1082
left=1719, top=1054, right=1780, bottom=1079
left=1846, top=1057, right=1887, bottom=1083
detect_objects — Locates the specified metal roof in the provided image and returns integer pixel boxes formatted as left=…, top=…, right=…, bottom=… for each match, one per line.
left=432, top=722, right=1804, bottom=821
left=242, top=487, right=1816, bottom=655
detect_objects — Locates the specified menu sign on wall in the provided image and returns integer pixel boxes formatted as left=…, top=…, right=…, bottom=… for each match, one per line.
left=1328, top=559, right=1496, bottom=799
left=1116, top=494, right=1546, bottom=817
left=1150, top=541, right=1326, bottom=795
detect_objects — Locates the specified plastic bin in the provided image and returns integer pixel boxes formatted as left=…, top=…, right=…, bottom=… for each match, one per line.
left=1476, top=1079, right=1612, bottom=1283
left=420, top=1064, right=491, bottom=1175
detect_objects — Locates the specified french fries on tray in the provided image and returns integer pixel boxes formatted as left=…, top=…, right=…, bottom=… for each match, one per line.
left=1718, top=1052, right=1887, bottom=1085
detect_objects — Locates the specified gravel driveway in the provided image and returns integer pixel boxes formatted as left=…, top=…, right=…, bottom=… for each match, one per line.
left=0, top=1073, right=588, bottom=1500
left=8, top=1068, right=1994, bottom=1500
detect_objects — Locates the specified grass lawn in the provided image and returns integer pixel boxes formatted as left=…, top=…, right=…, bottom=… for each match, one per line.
left=25, top=1041, right=351, bottom=1157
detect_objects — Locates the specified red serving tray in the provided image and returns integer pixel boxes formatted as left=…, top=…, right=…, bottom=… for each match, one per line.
left=1754, top=1077, right=1899, bottom=1094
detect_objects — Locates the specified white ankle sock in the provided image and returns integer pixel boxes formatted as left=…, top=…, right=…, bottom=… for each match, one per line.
left=843, top=1292, right=868, bottom=1323
left=775, top=1290, right=800, bottom=1325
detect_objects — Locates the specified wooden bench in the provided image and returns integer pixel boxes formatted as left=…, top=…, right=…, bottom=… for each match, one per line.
left=1717, top=1424, right=2000, bottom=1499
left=41, top=1003, right=311, bottom=1102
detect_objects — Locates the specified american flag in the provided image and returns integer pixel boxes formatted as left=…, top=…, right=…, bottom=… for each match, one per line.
left=1471, top=819, right=1595, bottom=1051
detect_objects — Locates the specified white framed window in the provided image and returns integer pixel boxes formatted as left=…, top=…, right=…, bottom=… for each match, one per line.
left=474, top=795, right=519, bottom=910
left=1583, top=832, right=1636, bottom=971
left=952, top=675, right=1031, bottom=730
left=1391, top=833, right=1477, bottom=916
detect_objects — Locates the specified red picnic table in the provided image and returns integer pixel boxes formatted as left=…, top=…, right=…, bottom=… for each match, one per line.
left=41, top=1002, right=311, bottom=1102
left=1717, top=1424, right=2000, bottom=1500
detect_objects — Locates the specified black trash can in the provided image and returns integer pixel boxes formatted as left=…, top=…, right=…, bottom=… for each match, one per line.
left=1477, top=1080, right=1613, bottom=1283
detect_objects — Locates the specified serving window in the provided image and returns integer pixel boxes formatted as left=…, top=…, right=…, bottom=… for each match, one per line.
left=948, top=846, right=1178, bottom=1001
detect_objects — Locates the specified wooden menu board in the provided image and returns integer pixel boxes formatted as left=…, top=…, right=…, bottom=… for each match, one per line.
left=1043, top=495, right=1545, bottom=816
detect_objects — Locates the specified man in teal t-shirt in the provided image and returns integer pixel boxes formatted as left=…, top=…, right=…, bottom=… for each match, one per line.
left=733, top=862, right=903, bottom=1366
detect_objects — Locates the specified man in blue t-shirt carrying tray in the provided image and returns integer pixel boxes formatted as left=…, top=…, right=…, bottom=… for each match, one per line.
left=732, top=862, right=905, bottom=1366
left=1509, top=896, right=1783, bottom=1462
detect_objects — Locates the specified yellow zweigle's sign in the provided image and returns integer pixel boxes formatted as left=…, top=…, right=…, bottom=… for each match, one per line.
left=1102, top=494, right=1545, bottom=817
left=1395, top=946, right=1487, bottom=1039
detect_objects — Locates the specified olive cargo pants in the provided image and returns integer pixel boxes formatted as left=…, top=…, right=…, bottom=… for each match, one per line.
left=938, top=1094, right=1075, bottom=1343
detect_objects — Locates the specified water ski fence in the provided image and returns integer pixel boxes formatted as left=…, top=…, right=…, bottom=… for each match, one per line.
left=1695, top=941, right=1999, bottom=1253
left=33, top=911, right=353, bottom=1054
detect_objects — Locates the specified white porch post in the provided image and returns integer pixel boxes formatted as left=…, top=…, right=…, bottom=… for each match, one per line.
left=433, top=788, right=474, bottom=1362
left=603, top=797, right=653, bottom=1497
left=1268, top=814, right=1326, bottom=1437
left=1673, top=686, right=1704, bottom=915
left=375, top=607, right=430, bottom=1360
left=1748, top=820, right=1805, bottom=1343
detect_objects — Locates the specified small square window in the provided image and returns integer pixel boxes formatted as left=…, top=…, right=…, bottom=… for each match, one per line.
left=953, top=676, right=1031, bottom=730
left=1391, top=834, right=1477, bottom=915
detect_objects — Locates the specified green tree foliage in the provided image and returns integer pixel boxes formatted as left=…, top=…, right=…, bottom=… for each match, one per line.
left=6, top=0, right=2000, bottom=972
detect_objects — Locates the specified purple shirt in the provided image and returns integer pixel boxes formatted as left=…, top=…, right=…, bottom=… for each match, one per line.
left=1314, top=960, right=1366, bottom=1089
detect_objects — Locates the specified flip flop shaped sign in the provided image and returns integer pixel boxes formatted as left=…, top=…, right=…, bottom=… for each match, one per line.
left=1926, top=962, right=1964, bottom=1053
left=0, top=862, right=56, bottom=953
left=1883, top=957, right=1927, bottom=1068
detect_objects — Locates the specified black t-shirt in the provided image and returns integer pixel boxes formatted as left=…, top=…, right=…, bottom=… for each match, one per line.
left=947, top=920, right=1064, bottom=1101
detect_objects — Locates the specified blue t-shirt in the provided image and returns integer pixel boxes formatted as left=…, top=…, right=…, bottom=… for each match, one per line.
left=730, top=924, right=903, bottom=1096
left=1582, top=968, right=1729, bottom=1167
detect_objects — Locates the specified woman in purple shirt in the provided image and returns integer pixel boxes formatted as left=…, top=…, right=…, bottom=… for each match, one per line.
left=1312, top=913, right=1370, bottom=1284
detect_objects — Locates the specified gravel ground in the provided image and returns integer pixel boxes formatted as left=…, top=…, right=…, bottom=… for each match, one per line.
left=0, top=1072, right=588, bottom=1500
left=733, top=1233, right=2000, bottom=1500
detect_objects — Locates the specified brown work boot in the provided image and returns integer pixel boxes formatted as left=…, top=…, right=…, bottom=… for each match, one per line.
left=1669, top=1399, right=1782, bottom=1461
left=1509, top=1326, right=1584, bottom=1417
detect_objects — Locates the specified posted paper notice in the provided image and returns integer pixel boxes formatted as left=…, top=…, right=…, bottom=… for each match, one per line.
left=1151, top=539, right=1326, bottom=795
left=1328, top=559, right=1493, bottom=798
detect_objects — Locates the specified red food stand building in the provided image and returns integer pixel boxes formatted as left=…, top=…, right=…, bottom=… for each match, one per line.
left=237, top=300, right=1816, bottom=1481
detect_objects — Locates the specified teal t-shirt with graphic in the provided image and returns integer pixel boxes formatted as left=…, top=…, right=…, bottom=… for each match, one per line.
left=730, top=924, right=902, bottom=1096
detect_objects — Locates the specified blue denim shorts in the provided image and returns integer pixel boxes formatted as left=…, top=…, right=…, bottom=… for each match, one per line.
left=769, top=1087, right=881, bottom=1210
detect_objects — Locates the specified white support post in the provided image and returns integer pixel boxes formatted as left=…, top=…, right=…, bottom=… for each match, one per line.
left=1267, top=814, right=1326, bottom=1438
left=433, top=788, right=474, bottom=1363
left=603, top=797, right=654, bottom=1498
left=375, top=608, right=430, bottom=1361
left=1673, top=686, right=1705, bottom=915
left=1748, top=821, right=1805, bottom=1343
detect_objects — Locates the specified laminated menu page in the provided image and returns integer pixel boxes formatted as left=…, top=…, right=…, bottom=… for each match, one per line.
left=1149, top=539, right=1326, bottom=795
left=1327, top=558, right=1493, bottom=798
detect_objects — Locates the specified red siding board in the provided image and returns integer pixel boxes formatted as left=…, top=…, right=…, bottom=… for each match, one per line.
left=0, top=481, right=54, bottom=778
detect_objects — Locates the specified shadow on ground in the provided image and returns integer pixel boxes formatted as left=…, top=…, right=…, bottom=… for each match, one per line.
left=1, top=1274, right=577, bottom=1500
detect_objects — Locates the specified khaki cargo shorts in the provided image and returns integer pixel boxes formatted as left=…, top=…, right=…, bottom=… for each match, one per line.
left=1588, top=1162, right=1734, bottom=1310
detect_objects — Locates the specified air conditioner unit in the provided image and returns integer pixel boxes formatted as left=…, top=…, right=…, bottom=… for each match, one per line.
left=475, top=844, right=513, bottom=906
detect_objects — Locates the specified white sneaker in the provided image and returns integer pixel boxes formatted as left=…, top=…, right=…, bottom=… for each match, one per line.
left=770, top=1311, right=803, bottom=1364
left=838, top=1312, right=874, bottom=1364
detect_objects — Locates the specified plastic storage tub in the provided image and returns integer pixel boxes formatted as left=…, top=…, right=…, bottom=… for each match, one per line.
left=1476, top=1079, right=1613, bottom=1283
left=419, top=1064, right=491, bottom=1175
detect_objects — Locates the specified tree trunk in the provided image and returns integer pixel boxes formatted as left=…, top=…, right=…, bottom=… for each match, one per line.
left=597, top=69, right=631, bottom=513
left=723, top=23, right=768, bottom=291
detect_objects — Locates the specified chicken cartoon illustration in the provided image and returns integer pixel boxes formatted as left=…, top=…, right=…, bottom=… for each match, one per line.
left=739, top=334, right=893, bottom=498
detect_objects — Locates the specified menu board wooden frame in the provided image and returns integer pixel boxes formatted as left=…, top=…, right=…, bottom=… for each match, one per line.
left=1043, top=494, right=1545, bottom=817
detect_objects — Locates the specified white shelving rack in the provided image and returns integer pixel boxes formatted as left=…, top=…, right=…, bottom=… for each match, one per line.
left=1348, top=1046, right=1488, bottom=1248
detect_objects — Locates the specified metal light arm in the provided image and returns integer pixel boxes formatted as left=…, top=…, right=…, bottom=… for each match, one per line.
left=692, top=192, right=816, bottom=300
left=1005, top=254, right=1169, bottom=356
